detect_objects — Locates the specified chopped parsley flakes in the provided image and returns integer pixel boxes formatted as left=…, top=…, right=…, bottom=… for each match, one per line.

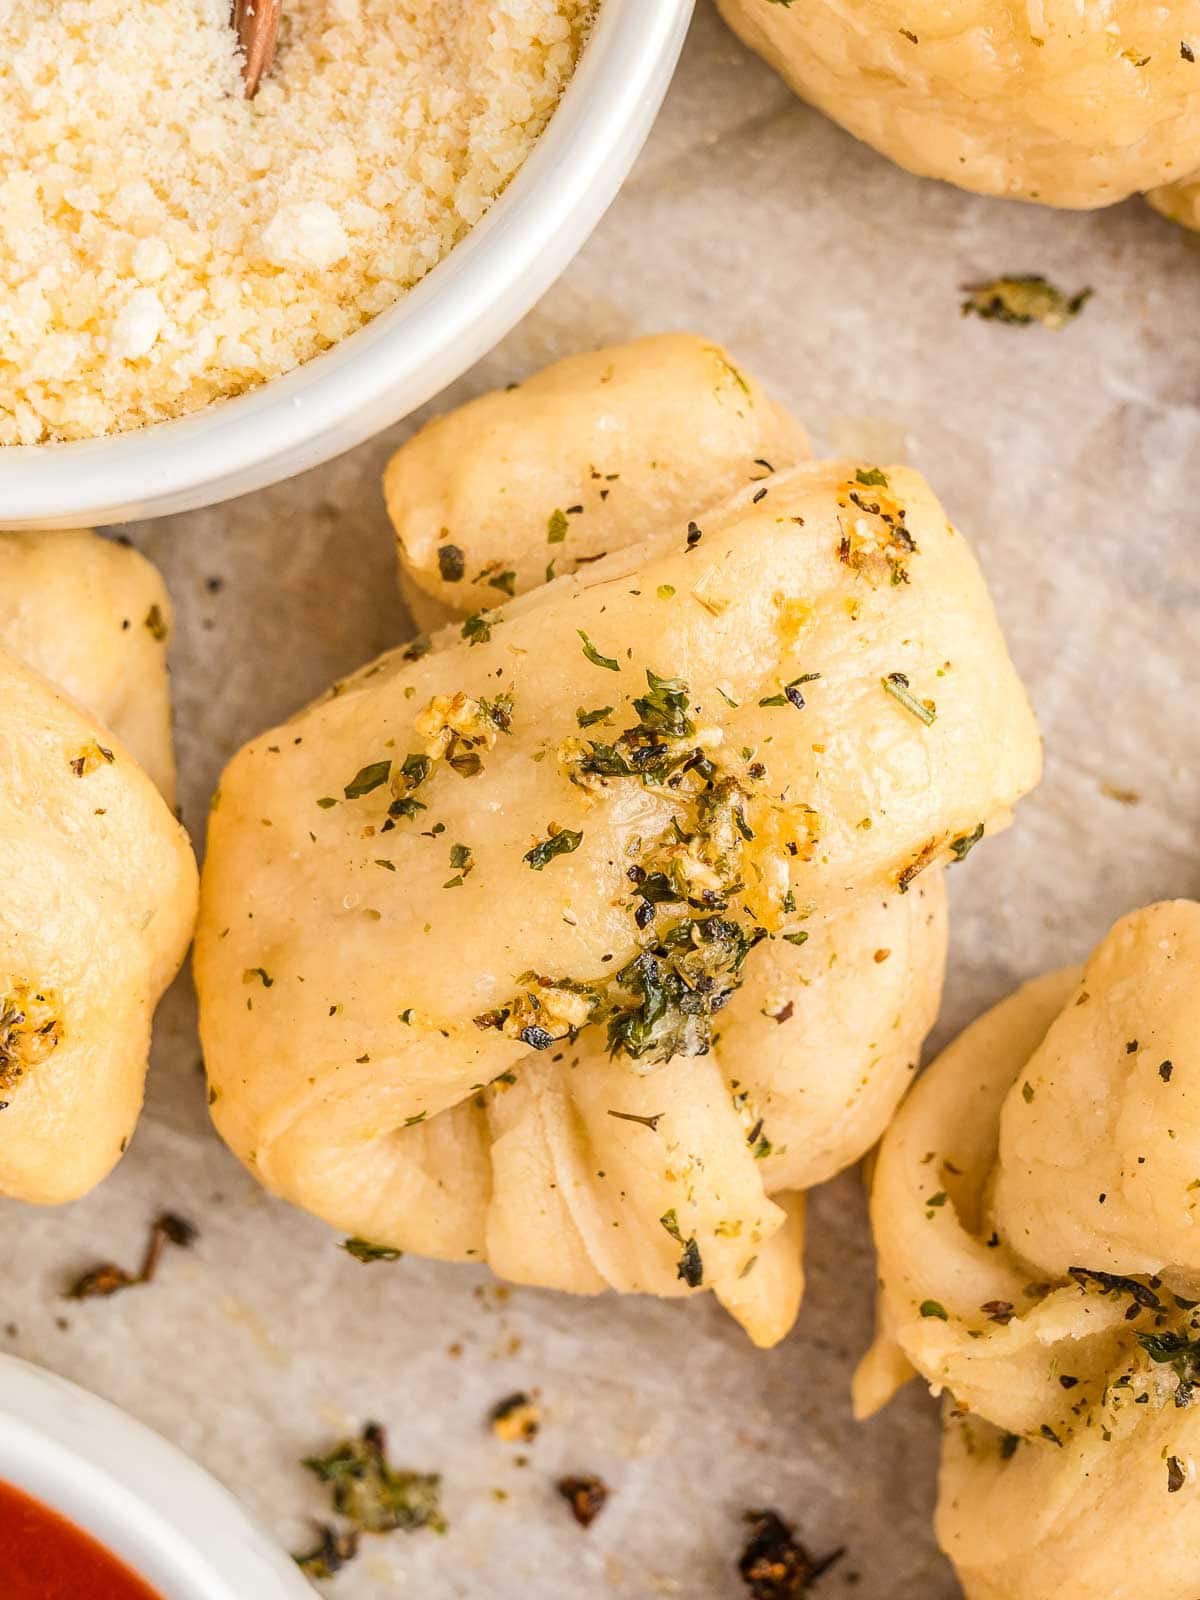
left=344, top=760, right=391, bottom=799
left=660, top=1208, right=703, bottom=1286
left=578, top=630, right=620, bottom=671
left=342, top=1238, right=403, bottom=1263
left=759, top=672, right=820, bottom=710
left=524, top=827, right=583, bottom=871
left=462, top=611, right=498, bottom=646
left=949, top=823, right=985, bottom=862
left=302, top=1423, right=445, bottom=1536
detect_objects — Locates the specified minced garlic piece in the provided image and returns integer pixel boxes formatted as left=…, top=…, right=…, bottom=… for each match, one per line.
left=415, top=692, right=506, bottom=760
left=0, top=0, right=593, bottom=443
left=0, top=981, right=64, bottom=1098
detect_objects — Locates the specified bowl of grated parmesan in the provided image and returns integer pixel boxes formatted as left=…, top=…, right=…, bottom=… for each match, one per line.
left=0, top=0, right=693, bottom=527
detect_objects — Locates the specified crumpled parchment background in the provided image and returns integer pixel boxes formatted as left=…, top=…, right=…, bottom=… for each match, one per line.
left=2, top=6, right=1198, bottom=1596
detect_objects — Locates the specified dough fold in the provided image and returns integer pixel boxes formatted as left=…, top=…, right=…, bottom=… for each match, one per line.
left=385, top=333, right=810, bottom=628
left=858, top=901, right=1200, bottom=1599
left=198, top=456, right=1039, bottom=1340
left=717, top=0, right=1200, bottom=225
left=0, top=528, right=177, bottom=801
left=0, top=530, right=197, bottom=1202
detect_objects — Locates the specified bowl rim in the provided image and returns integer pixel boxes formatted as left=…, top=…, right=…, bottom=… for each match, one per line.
left=0, top=1353, right=314, bottom=1599
left=0, top=0, right=695, bottom=529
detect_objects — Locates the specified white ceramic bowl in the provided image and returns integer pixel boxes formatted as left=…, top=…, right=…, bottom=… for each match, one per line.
left=0, top=1354, right=313, bottom=1598
left=0, top=0, right=694, bottom=531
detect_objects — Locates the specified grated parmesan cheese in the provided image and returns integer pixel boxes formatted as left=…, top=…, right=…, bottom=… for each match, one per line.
left=0, top=0, right=594, bottom=443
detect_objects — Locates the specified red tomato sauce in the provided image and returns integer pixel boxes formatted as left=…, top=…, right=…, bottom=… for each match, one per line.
left=0, top=1478, right=164, bottom=1599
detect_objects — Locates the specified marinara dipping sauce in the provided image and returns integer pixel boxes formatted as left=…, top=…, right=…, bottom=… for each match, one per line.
left=0, top=1478, right=164, bottom=1599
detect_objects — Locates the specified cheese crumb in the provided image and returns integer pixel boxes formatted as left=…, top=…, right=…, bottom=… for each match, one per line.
left=110, top=290, right=166, bottom=362
left=260, top=202, right=350, bottom=272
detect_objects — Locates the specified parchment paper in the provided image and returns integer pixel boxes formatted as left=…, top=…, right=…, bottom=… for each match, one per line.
left=2, top=6, right=1198, bottom=1596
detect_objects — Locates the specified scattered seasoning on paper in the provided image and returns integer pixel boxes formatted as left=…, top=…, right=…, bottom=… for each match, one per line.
left=961, top=276, right=1093, bottom=329
left=342, top=1238, right=403, bottom=1263
left=556, top=1474, right=609, bottom=1527
left=66, top=1212, right=198, bottom=1300
left=489, top=1393, right=542, bottom=1443
left=737, top=1508, right=844, bottom=1598
left=293, top=1523, right=360, bottom=1579
left=303, top=1422, right=446, bottom=1535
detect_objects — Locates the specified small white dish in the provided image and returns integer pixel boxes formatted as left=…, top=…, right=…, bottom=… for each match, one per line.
left=0, top=1354, right=313, bottom=1599
left=0, top=0, right=695, bottom=530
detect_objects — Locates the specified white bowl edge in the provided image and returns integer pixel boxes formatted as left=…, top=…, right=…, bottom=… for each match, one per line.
left=0, top=1353, right=314, bottom=1599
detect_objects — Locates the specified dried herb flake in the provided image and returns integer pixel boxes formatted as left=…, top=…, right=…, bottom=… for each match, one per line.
left=556, top=1474, right=609, bottom=1528
left=660, top=1209, right=703, bottom=1286
left=462, top=612, right=497, bottom=647
left=759, top=673, right=820, bottom=710
left=737, top=1508, right=844, bottom=1598
left=489, top=1392, right=541, bottom=1443
left=344, top=761, right=391, bottom=800
left=303, top=1423, right=445, bottom=1535
left=961, top=275, right=1092, bottom=330
left=578, top=630, right=620, bottom=672
left=882, top=672, right=936, bottom=726
left=67, top=1212, right=197, bottom=1300
left=524, top=828, right=583, bottom=871
left=342, top=1238, right=403, bottom=1263
left=294, top=1524, right=360, bottom=1579
left=949, top=823, right=985, bottom=862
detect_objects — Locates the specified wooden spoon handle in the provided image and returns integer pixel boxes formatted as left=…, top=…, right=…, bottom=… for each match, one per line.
left=232, top=0, right=282, bottom=98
